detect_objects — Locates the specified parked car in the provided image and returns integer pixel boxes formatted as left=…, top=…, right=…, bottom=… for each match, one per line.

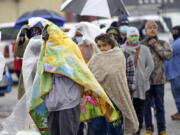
left=0, top=22, right=19, bottom=73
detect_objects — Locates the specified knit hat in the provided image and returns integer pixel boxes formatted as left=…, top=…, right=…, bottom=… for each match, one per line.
left=127, top=27, right=139, bottom=37
left=118, top=15, right=129, bottom=26
left=106, top=27, right=120, bottom=36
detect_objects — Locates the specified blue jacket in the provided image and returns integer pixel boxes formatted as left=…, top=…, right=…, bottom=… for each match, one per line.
left=165, top=38, right=180, bottom=80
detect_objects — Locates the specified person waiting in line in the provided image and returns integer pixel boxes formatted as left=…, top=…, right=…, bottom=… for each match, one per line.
left=121, top=27, right=154, bottom=135
left=106, top=27, right=136, bottom=96
left=165, top=26, right=180, bottom=121
left=141, top=21, right=173, bottom=135
left=89, top=33, right=138, bottom=135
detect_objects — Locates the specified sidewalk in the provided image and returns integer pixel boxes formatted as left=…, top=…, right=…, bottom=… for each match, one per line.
left=0, top=83, right=180, bottom=135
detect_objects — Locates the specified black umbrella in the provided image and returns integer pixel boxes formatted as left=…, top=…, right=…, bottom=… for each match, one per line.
left=14, top=9, right=66, bottom=28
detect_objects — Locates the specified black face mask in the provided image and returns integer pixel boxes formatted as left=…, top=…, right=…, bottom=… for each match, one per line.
left=172, top=34, right=179, bottom=40
left=172, top=26, right=180, bottom=40
left=30, top=30, right=41, bottom=37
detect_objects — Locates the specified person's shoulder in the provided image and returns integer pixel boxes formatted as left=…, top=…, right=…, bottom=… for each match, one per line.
left=140, top=44, right=151, bottom=52
left=157, top=39, right=167, bottom=44
left=140, top=44, right=148, bottom=49
left=119, top=44, right=127, bottom=52
left=140, top=38, right=148, bottom=44
left=174, top=38, right=180, bottom=44
left=120, top=44, right=126, bottom=48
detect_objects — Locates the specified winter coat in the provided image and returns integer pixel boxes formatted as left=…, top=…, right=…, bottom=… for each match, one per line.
left=165, top=37, right=180, bottom=80
left=121, top=44, right=154, bottom=99
left=141, top=37, right=173, bottom=85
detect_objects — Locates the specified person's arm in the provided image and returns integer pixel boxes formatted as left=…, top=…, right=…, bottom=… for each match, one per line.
left=144, top=47, right=154, bottom=80
left=148, top=38, right=173, bottom=60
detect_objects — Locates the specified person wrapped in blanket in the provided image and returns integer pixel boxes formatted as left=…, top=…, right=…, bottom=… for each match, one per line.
left=42, top=25, right=82, bottom=135
left=1, top=18, right=119, bottom=135
left=27, top=21, right=124, bottom=135
left=88, top=33, right=139, bottom=135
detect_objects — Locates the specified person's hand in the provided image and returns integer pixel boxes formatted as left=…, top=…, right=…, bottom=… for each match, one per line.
left=148, top=38, right=157, bottom=46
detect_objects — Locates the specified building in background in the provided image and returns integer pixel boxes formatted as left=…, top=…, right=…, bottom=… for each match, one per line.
left=0, top=0, right=66, bottom=23
left=1, top=0, right=180, bottom=24
left=124, top=0, right=180, bottom=15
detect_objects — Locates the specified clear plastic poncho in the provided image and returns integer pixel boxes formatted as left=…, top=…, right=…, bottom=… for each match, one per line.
left=67, top=22, right=104, bottom=52
left=0, top=52, right=6, bottom=81
left=0, top=17, right=51, bottom=135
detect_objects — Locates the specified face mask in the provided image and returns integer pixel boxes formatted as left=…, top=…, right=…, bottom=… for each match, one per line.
left=172, top=34, right=179, bottom=40
left=171, top=27, right=180, bottom=40
left=30, top=29, right=41, bottom=38
left=119, top=26, right=129, bottom=34
left=75, top=37, right=82, bottom=44
left=127, top=36, right=139, bottom=45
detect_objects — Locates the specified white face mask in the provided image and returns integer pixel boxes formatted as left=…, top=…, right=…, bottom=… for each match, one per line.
left=75, top=37, right=83, bottom=44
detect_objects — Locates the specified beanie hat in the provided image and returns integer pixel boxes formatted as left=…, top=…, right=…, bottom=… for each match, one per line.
left=127, top=27, right=139, bottom=37
left=118, top=15, right=129, bottom=26
left=106, top=27, right=120, bottom=36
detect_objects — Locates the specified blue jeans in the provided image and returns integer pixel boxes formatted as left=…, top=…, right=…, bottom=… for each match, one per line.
left=107, top=120, right=123, bottom=135
left=91, top=117, right=123, bottom=135
left=170, top=75, right=180, bottom=113
left=91, top=117, right=107, bottom=135
left=145, top=85, right=166, bottom=132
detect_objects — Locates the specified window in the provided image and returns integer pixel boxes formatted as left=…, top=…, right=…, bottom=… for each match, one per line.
left=0, top=27, right=19, bottom=41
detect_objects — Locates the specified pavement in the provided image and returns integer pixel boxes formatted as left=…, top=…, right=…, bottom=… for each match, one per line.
left=140, top=83, right=180, bottom=135
left=0, top=82, right=179, bottom=135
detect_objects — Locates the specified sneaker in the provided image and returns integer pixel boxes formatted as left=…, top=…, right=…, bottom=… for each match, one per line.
left=171, top=113, right=180, bottom=120
left=145, top=128, right=153, bottom=135
left=158, top=131, right=169, bottom=135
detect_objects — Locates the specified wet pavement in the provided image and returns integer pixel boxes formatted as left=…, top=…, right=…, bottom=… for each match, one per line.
left=0, top=83, right=179, bottom=135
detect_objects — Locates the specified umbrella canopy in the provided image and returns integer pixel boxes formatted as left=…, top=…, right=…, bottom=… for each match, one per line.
left=60, top=0, right=129, bottom=18
left=14, top=9, right=66, bottom=28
